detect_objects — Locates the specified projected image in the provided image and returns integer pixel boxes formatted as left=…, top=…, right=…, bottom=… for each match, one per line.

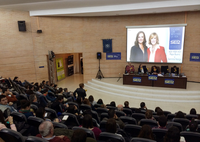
left=127, top=26, right=185, bottom=63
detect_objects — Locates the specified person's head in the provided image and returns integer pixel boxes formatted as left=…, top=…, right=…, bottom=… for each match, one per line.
left=155, top=107, right=161, bottom=112
left=175, top=111, right=185, bottom=118
left=71, top=129, right=87, bottom=142
left=135, top=31, right=146, bottom=46
left=164, top=126, right=180, bottom=142
left=117, top=104, right=123, bottom=111
left=57, top=88, right=63, bottom=93
left=0, top=95, right=8, bottom=105
left=29, top=85, right=34, bottom=91
left=64, top=88, right=68, bottom=92
left=140, top=102, right=145, bottom=109
left=56, top=95, right=63, bottom=103
left=145, top=110, right=153, bottom=119
left=106, top=118, right=117, bottom=133
left=153, top=66, right=157, bottom=70
left=42, top=80, right=45, bottom=84
left=42, top=88, right=48, bottom=94
left=139, top=64, right=143, bottom=68
left=2, top=88, right=9, bottom=94
left=13, top=76, right=18, bottom=81
left=88, top=95, right=94, bottom=103
left=39, top=121, right=54, bottom=138
left=108, top=109, right=116, bottom=118
left=46, top=81, right=49, bottom=86
left=67, top=105, right=76, bottom=114
left=97, top=99, right=103, bottom=105
left=149, top=32, right=159, bottom=45
left=190, top=108, right=196, bottom=115
left=36, top=86, right=42, bottom=92
left=36, top=107, right=46, bottom=119
left=124, top=101, right=129, bottom=108
left=20, top=100, right=30, bottom=110
left=157, top=108, right=164, bottom=116
left=158, top=116, right=167, bottom=127
left=110, top=101, right=116, bottom=107
left=82, top=114, right=93, bottom=129
left=29, top=94, right=37, bottom=103
left=83, top=98, right=90, bottom=106
left=50, top=83, right=54, bottom=87
left=138, top=125, right=154, bottom=140
left=189, top=119, right=198, bottom=132
left=79, top=83, right=84, bottom=88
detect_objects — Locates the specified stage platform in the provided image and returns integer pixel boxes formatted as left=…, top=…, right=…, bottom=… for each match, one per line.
left=57, top=74, right=200, bottom=114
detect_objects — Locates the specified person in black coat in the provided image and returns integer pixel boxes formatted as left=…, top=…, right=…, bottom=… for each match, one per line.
left=73, top=83, right=86, bottom=100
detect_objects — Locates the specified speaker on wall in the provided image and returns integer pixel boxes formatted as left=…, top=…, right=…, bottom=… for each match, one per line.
left=18, top=21, right=26, bottom=31
left=97, top=52, right=101, bottom=59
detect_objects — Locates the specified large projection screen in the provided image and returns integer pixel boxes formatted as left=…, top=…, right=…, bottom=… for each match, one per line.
left=126, top=24, right=186, bottom=63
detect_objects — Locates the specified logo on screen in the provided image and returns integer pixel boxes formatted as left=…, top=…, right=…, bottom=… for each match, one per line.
left=133, top=77, right=141, bottom=83
left=165, top=79, right=174, bottom=85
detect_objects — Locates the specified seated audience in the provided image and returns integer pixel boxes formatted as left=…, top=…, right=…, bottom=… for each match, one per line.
left=175, top=111, right=185, bottom=119
left=186, top=118, right=198, bottom=132
left=88, top=95, right=97, bottom=106
left=106, top=118, right=118, bottom=134
left=138, top=125, right=155, bottom=140
left=164, top=126, right=185, bottom=142
left=2, top=88, right=17, bottom=103
left=0, top=110, right=17, bottom=131
left=140, top=102, right=147, bottom=111
left=37, top=121, right=70, bottom=142
left=71, top=129, right=87, bottom=142
left=124, top=101, right=129, bottom=108
left=97, top=99, right=106, bottom=108
left=156, top=108, right=164, bottom=116
left=125, top=62, right=135, bottom=74
left=189, top=108, right=197, bottom=115
left=0, top=95, right=16, bottom=112
left=19, top=100, right=34, bottom=119
left=117, top=104, right=123, bottom=111
left=145, top=110, right=155, bottom=120
left=51, top=96, right=67, bottom=113
left=63, top=88, right=70, bottom=98
left=110, top=101, right=116, bottom=107
left=76, top=96, right=83, bottom=107
left=82, top=98, right=95, bottom=110
left=73, top=83, right=87, bottom=100
left=39, top=88, right=49, bottom=108
left=154, top=116, right=167, bottom=129
left=81, top=114, right=101, bottom=139
left=26, top=85, right=34, bottom=97
left=29, top=94, right=40, bottom=108
left=13, top=76, right=23, bottom=86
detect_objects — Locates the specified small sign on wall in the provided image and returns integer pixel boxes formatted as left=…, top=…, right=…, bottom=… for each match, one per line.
left=39, top=66, right=44, bottom=68
left=106, top=52, right=121, bottom=60
left=190, top=53, right=200, bottom=62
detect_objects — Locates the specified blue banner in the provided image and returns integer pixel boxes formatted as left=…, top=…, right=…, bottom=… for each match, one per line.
left=106, top=52, right=121, bottom=60
left=165, top=79, right=174, bottom=85
left=148, top=75, right=157, bottom=80
left=169, top=27, right=183, bottom=50
left=190, top=53, right=200, bottom=62
left=103, top=39, right=112, bottom=53
left=39, top=66, right=44, bottom=68
left=133, top=77, right=141, bottom=83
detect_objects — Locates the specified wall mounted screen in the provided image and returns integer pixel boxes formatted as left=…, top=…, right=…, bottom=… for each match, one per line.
left=126, top=24, right=186, bottom=63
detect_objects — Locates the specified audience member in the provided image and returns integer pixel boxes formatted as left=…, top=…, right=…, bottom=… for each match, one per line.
left=73, top=83, right=86, bottom=100
left=117, top=104, right=123, bottom=111
left=26, top=85, right=34, bottom=96
left=39, top=88, right=49, bottom=107
left=140, top=102, right=147, bottom=110
left=124, top=101, right=129, bottom=108
left=2, top=88, right=17, bottom=103
left=82, top=114, right=101, bottom=139
left=156, top=108, right=164, bottom=116
left=13, top=76, right=23, bottom=86
left=71, top=129, right=87, bottom=142
left=19, top=100, right=34, bottom=119
left=37, top=121, right=70, bottom=142
left=175, top=111, right=185, bottom=118
left=88, top=95, right=97, bottom=106
left=29, top=94, right=40, bottom=107
left=164, top=126, right=185, bottom=142
left=145, top=110, right=155, bottom=120
left=0, top=95, right=16, bottom=112
left=110, top=101, right=116, bottom=107
left=97, top=99, right=106, bottom=108
left=106, top=118, right=117, bottom=134
left=186, top=118, right=198, bottom=132
left=76, top=96, right=83, bottom=107
left=51, top=96, right=67, bottom=113
left=0, top=110, right=17, bottom=131
left=154, top=116, right=167, bottom=129
left=138, top=125, right=155, bottom=140
left=82, top=98, right=95, bottom=110
left=189, top=108, right=196, bottom=115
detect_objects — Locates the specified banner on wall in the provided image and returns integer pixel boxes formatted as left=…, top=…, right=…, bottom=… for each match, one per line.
left=56, top=58, right=65, bottom=81
left=103, top=39, right=112, bottom=53
left=190, top=53, right=200, bottom=62
left=106, top=52, right=121, bottom=60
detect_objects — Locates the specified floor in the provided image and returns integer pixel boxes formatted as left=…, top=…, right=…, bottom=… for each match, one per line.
left=57, top=74, right=200, bottom=114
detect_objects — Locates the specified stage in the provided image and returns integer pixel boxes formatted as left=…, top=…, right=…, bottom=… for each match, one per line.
left=57, top=74, right=200, bottom=114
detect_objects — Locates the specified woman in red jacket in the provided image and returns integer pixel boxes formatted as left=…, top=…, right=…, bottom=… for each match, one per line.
left=147, top=32, right=167, bottom=63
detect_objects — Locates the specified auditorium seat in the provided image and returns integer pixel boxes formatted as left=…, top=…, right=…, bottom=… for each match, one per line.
left=116, top=111, right=126, bottom=117
left=173, top=118, right=190, bottom=130
left=91, top=110, right=100, bottom=124
left=30, top=104, right=38, bottom=112
left=100, top=113, right=109, bottom=121
left=120, top=116, right=137, bottom=125
left=68, top=102, right=79, bottom=109
left=124, top=124, right=141, bottom=137
left=45, top=107, right=58, bottom=120
left=94, top=104, right=101, bottom=109
left=130, top=137, right=156, bottom=142
left=167, top=114, right=176, bottom=121
left=11, top=111, right=27, bottom=132
left=25, top=136, right=48, bottom=142
left=80, top=104, right=91, bottom=111
left=167, top=122, right=183, bottom=132
left=53, top=122, right=68, bottom=129
left=198, top=124, right=200, bottom=133
left=99, top=132, right=125, bottom=142
left=152, top=128, right=167, bottom=142
left=96, top=108, right=108, bottom=116
left=27, top=116, right=44, bottom=135
left=185, top=114, right=198, bottom=120
left=163, top=111, right=171, bottom=117
left=132, top=113, right=145, bottom=124
left=161, top=66, right=169, bottom=74
left=60, top=112, right=80, bottom=129
left=72, top=126, right=96, bottom=139
left=153, top=115, right=159, bottom=121
left=106, top=106, right=117, bottom=110
left=140, top=119, right=158, bottom=128
left=92, top=118, right=100, bottom=127
left=122, top=108, right=132, bottom=116
left=180, top=131, right=200, bottom=142
left=130, top=107, right=138, bottom=113
left=100, top=120, right=108, bottom=132
left=0, top=128, right=25, bottom=142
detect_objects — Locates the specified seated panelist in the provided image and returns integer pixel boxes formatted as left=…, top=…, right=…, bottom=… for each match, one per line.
left=151, top=66, right=160, bottom=75
left=125, top=62, right=135, bottom=74
left=171, top=66, right=179, bottom=74
left=138, top=64, right=147, bottom=74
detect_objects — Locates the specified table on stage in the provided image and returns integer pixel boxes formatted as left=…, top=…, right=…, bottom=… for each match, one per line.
left=123, top=74, right=187, bottom=89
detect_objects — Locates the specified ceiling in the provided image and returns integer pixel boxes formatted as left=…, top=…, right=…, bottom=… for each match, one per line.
left=0, top=0, right=199, bottom=17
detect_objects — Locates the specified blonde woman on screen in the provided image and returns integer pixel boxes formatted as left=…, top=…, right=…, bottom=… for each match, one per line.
left=130, top=31, right=148, bottom=62
left=147, top=32, right=167, bottom=62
